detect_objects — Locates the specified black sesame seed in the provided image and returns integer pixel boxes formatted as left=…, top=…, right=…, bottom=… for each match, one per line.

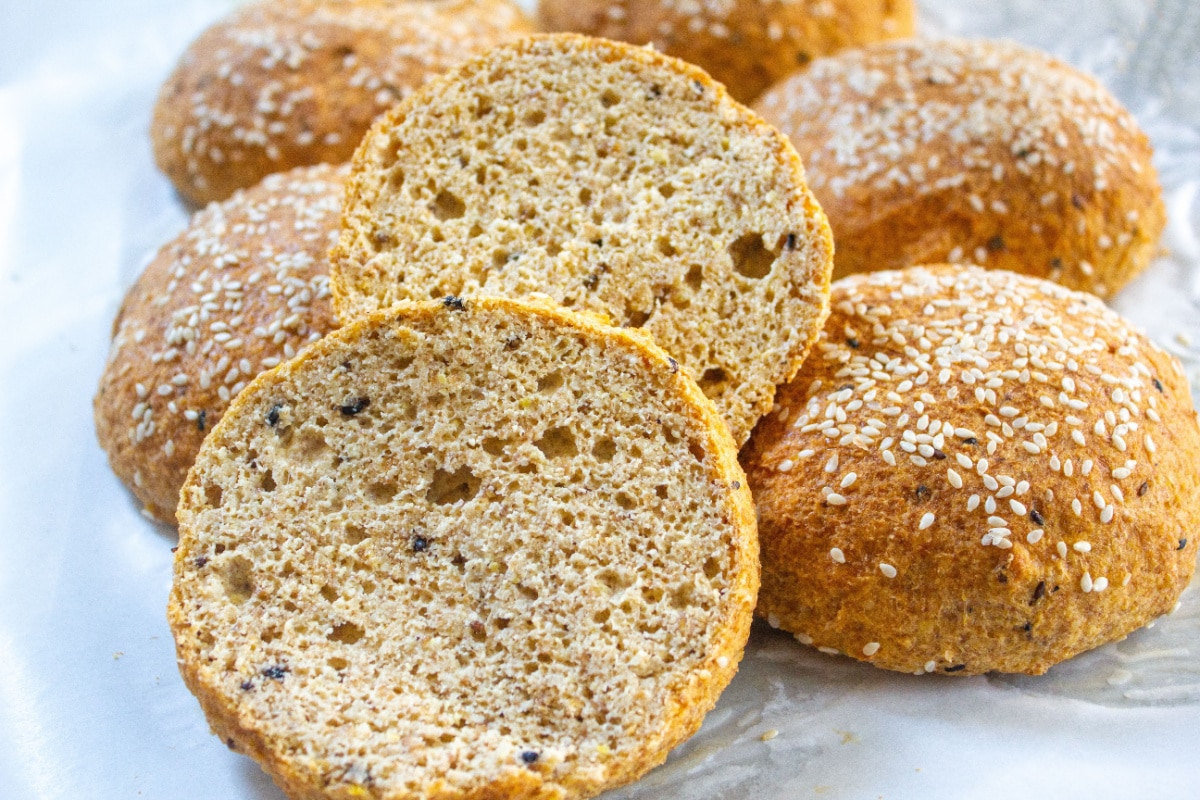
left=932, top=449, right=947, bottom=460
left=1022, top=622, right=1032, bottom=633
left=846, top=338, right=860, bottom=349
left=785, top=233, right=797, bottom=250
left=1030, top=509, right=1045, bottom=526
left=197, top=409, right=208, bottom=432
left=412, top=536, right=430, bottom=553
left=1153, top=378, right=1165, bottom=393
left=693, top=79, right=704, bottom=94
left=668, top=357, right=679, bottom=374
left=962, top=437, right=978, bottom=445
left=261, top=665, right=289, bottom=680
left=266, top=403, right=283, bottom=427
left=915, top=485, right=931, bottom=502
left=732, top=481, right=741, bottom=490
left=521, top=751, right=540, bottom=765
left=442, top=295, right=467, bottom=311
left=240, top=680, right=254, bottom=691
left=648, top=84, right=662, bottom=99
left=987, top=235, right=1005, bottom=252
left=1049, top=257, right=1064, bottom=272
left=194, top=556, right=209, bottom=569
left=944, top=664, right=967, bottom=673
left=1138, top=481, right=1150, bottom=497
left=373, top=230, right=393, bottom=246
left=340, top=397, right=370, bottom=416
left=1030, top=581, right=1046, bottom=605
left=1179, top=539, right=1189, bottom=551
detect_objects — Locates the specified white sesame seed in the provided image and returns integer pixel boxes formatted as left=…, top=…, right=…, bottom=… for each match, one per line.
left=830, top=547, right=846, bottom=564
left=1093, top=576, right=1109, bottom=592
left=985, top=496, right=997, bottom=514
left=1081, top=573, right=1094, bottom=593
left=1073, top=541, right=1092, bottom=553
left=919, top=512, right=935, bottom=530
left=825, top=454, right=839, bottom=473
left=862, top=642, right=881, bottom=657
left=1112, top=467, right=1131, bottom=481
left=879, top=563, right=898, bottom=578
left=1072, top=498, right=1083, bottom=515
left=882, top=450, right=897, bottom=466
left=947, top=469, right=963, bottom=489
left=967, top=494, right=980, bottom=512
left=827, top=493, right=848, bottom=506
left=1027, top=529, right=1044, bottom=544
left=1009, top=500, right=1027, bottom=516
left=841, top=472, right=858, bottom=489
left=1101, top=505, right=1115, bottom=524
left=777, top=459, right=795, bottom=473
left=1093, top=490, right=1106, bottom=509
left=956, top=453, right=973, bottom=469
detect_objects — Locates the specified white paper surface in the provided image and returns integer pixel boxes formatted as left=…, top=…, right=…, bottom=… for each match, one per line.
left=1, top=1, right=1198, bottom=798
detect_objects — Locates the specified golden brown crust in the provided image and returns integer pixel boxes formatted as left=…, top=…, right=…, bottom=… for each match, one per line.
left=741, top=266, right=1200, bottom=675
left=93, top=164, right=345, bottom=522
left=170, top=295, right=758, bottom=799
left=152, top=0, right=535, bottom=206
left=538, top=0, right=916, bottom=103
left=754, top=38, right=1167, bottom=299
left=331, top=33, right=833, bottom=447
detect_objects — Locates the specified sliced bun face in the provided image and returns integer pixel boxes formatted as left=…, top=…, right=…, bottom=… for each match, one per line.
left=755, top=38, right=1166, bottom=298
left=170, top=296, right=758, bottom=799
left=152, top=0, right=535, bottom=206
left=742, top=266, right=1200, bottom=676
left=331, top=34, right=834, bottom=446
left=94, top=164, right=345, bottom=522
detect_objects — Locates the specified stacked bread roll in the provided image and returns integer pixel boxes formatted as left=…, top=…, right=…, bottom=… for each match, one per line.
left=94, top=1, right=1198, bottom=798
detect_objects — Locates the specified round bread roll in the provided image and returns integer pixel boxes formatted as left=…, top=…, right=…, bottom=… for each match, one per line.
left=754, top=38, right=1167, bottom=299
left=170, top=295, right=758, bottom=800
left=538, top=0, right=916, bottom=103
left=94, top=164, right=345, bottom=523
left=152, top=0, right=535, bottom=206
left=331, top=34, right=834, bottom=447
left=741, top=266, right=1200, bottom=676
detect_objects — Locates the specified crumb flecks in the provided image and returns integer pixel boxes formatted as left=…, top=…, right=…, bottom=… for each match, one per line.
left=743, top=266, right=1200, bottom=676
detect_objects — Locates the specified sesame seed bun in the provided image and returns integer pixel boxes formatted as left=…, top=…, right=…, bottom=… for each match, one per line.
left=538, top=0, right=916, bottom=103
left=151, top=0, right=535, bottom=206
left=755, top=38, right=1167, bottom=299
left=170, top=295, right=758, bottom=799
left=741, top=265, right=1200, bottom=675
left=94, top=164, right=345, bottom=523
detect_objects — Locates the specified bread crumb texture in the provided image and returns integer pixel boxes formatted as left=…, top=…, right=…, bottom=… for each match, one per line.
left=94, top=164, right=345, bottom=523
left=538, top=0, right=916, bottom=103
left=152, top=0, right=535, bottom=205
left=170, top=296, right=758, bottom=799
left=332, top=34, right=833, bottom=446
left=742, top=266, right=1200, bottom=676
left=755, top=38, right=1166, bottom=298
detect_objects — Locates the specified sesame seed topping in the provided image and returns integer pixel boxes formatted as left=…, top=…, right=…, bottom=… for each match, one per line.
left=1081, top=573, right=1094, bottom=593
left=919, top=512, right=935, bottom=530
left=830, top=548, right=846, bottom=564
left=1027, top=529, right=1044, bottom=544
left=880, top=563, right=898, bottom=578
left=826, top=493, right=848, bottom=506
left=862, top=642, right=881, bottom=657
left=1058, top=542, right=1069, bottom=558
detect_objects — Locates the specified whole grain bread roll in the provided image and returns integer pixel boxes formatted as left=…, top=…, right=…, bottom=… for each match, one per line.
left=331, top=33, right=834, bottom=447
left=94, top=164, right=345, bottom=523
left=170, top=295, right=758, bottom=800
left=152, top=0, right=535, bottom=206
left=754, top=38, right=1166, bottom=299
left=741, top=265, right=1200, bottom=676
left=538, top=0, right=916, bottom=103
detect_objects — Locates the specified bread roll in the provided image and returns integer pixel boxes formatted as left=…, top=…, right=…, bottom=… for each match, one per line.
left=741, top=265, right=1200, bottom=675
left=94, top=164, right=345, bottom=522
left=755, top=38, right=1166, bottom=298
left=152, top=0, right=535, bottom=206
left=170, top=295, right=758, bottom=799
left=332, top=34, right=834, bottom=446
left=538, top=0, right=916, bottom=103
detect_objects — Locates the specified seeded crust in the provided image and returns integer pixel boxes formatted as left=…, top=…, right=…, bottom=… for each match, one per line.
left=741, top=266, right=1200, bottom=676
left=538, top=0, right=916, bottom=104
left=94, top=164, right=345, bottom=523
left=170, top=295, right=758, bottom=799
left=754, top=38, right=1166, bottom=299
left=331, top=34, right=834, bottom=447
left=151, top=0, right=535, bottom=207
